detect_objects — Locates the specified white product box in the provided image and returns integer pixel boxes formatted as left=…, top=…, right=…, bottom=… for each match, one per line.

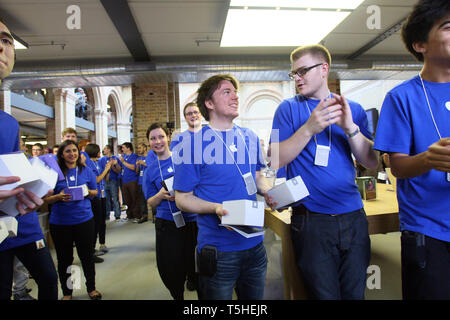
left=267, top=175, right=309, bottom=210
left=164, top=176, right=175, bottom=196
left=0, top=221, right=8, bottom=244
left=0, top=216, right=18, bottom=237
left=221, top=199, right=265, bottom=227
left=0, top=154, right=58, bottom=216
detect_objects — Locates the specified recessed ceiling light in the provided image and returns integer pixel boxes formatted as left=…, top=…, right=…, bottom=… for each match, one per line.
left=221, top=0, right=364, bottom=47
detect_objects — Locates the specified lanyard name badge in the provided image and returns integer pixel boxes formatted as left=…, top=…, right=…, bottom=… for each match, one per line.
left=210, top=126, right=257, bottom=195
left=419, top=74, right=450, bottom=182
left=157, top=157, right=185, bottom=228
left=305, top=97, right=332, bottom=167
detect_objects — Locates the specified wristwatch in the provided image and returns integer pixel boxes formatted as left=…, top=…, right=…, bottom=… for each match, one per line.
left=346, top=126, right=360, bottom=138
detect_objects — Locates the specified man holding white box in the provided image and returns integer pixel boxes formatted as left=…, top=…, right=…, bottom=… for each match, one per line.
left=0, top=18, right=58, bottom=300
left=174, top=74, right=276, bottom=300
left=270, top=44, right=378, bottom=300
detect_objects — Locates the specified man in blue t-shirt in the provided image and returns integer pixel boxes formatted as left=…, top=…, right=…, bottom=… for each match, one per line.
left=374, top=0, right=450, bottom=300
left=0, top=18, right=58, bottom=300
left=173, top=74, right=276, bottom=300
left=101, top=145, right=121, bottom=220
left=119, top=142, right=140, bottom=221
left=270, top=44, right=378, bottom=300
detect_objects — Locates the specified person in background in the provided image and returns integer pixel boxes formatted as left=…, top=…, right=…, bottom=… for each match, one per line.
left=31, top=143, right=43, bottom=157
left=44, top=140, right=102, bottom=300
left=100, top=145, right=121, bottom=221
left=144, top=123, right=198, bottom=300
left=0, top=17, right=58, bottom=301
left=169, top=101, right=202, bottom=292
left=119, top=142, right=140, bottom=222
left=374, top=0, right=450, bottom=300
left=85, top=143, right=112, bottom=261
left=52, top=144, right=59, bottom=156
left=136, top=142, right=149, bottom=224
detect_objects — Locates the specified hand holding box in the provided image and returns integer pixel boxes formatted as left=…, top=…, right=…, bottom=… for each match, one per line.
left=267, top=175, right=309, bottom=210
left=221, top=199, right=265, bottom=227
left=0, top=153, right=58, bottom=216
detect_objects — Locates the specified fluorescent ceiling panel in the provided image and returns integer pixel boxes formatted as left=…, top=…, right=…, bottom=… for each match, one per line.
left=14, top=40, right=28, bottom=50
left=221, top=9, right=351, bottom=47
left=230, top=0, right=364, bottom=10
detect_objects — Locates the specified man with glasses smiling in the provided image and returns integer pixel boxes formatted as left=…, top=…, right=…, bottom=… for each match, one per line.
left=270, top=44, right=378, bottom=300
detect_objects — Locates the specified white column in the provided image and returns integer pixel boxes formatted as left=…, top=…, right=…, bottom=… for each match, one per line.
left=53, top=88, right=77, bottom=143
left=0, top=90, right=11, bottom=114
left=116, top=122, right=131, bottom=144
left=94, top=108, right=108, bottom=150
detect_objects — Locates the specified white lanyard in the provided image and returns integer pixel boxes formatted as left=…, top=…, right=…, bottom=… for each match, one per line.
left=209, top=125, right=257, bottom=195
left=65, top=167, right=78, bottom=188
left=419, top=74, right=443, bottom=139
left=418, top=74, right=450, bottom=182
left=209, top=125, right=252, bottom=177
left=156, top=156, right=175, bottom=214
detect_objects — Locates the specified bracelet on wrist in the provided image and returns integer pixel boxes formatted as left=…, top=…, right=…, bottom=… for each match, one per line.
left=346, top=126, right=360, bottom=138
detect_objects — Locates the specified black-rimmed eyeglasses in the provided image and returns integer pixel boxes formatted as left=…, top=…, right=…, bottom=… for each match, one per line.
left=288, top=63, right=323, bottom=80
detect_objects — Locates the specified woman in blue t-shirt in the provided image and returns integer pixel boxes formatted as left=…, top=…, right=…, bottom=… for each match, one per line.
left=44, top=140, right=102, bottom=300
left=85, top=143, right=112, bottom=258
left=144, top=123, right=198, bottom=300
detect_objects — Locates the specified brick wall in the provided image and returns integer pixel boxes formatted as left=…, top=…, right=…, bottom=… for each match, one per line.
left=132, top=82, right=179, bottom=147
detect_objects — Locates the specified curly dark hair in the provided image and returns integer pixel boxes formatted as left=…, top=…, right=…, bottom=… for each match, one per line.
left=401, top=0, right=450, bottom=62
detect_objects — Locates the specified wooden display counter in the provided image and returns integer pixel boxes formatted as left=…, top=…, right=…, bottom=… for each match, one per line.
left=264, top=183, right=399, bottom=300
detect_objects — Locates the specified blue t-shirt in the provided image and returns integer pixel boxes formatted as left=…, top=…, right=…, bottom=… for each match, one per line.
left=49, top=166, right=97, bottom=225
left=374, top=76, right=450, bottom=242
left=120, top=153, right=138, bottom=183
left=145, top=150, right=157, bottom=166
left=143, top=156, right=196, bottom=223
left=137, top=155, right=146, bottom=185
left=173, top=125, right=266, bottom=252
left=85, top=158, right=105, bottom=198
left=0, top=110, right=44, bottom=251
left=271, top=94, right=372, bottom=214
left=99, top=156, right=120, bottom=181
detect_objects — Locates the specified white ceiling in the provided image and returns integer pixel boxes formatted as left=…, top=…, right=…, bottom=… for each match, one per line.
left=0, top=0, right=421, bottom=139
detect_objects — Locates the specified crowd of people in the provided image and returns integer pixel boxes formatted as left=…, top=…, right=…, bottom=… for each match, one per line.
left=0, top=0, right=449, bottom=301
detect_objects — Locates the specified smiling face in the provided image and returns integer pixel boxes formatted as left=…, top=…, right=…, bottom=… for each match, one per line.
left=148, top=127, right=169, bottom=155
left=184, top=104, right=202, bottom=129
left=62, top=143, right=79, bottom=165
left=414, top=14, right=450, bottom=65
left=0, top=21, right=15, bottom=81
left=205, top=80, right=239, bottom=121
left=291, top=53, right=329, bottom=99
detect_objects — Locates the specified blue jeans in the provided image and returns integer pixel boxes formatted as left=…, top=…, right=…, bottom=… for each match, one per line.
left=199, top=242, right=267, bottom=300
left=105, top=179, right=120, bottom=219
left=290, top=207, right=370, bottom=300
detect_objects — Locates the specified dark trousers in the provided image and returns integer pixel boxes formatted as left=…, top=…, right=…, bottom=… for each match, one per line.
left=155, top=218, right=198, bottom=300
left=50, top=218, right=96, bottom=296
left=122, top=180, right=140, bottom=219
left=401, top=231, right=450, bottom=300
left=290, top=207, right=371, bottom=300
left=91, top=197, right=107, bottom=246
left=137, top=184, right=148, bottom=218
left=0, top=242, right=58, bottom=300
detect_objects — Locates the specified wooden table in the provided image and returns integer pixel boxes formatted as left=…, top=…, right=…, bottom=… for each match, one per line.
left=264, top=183, right=399, bottom=300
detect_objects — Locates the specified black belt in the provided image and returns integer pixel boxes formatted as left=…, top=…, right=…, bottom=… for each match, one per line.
left=292, top=205, right=351, bottom=217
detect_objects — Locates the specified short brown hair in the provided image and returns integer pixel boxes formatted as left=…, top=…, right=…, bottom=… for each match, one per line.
left=290, top=44, right=332, bottom=66
left=196, top=74, right=239, bottom=121
left=183, top=102, right=198, bottom=116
